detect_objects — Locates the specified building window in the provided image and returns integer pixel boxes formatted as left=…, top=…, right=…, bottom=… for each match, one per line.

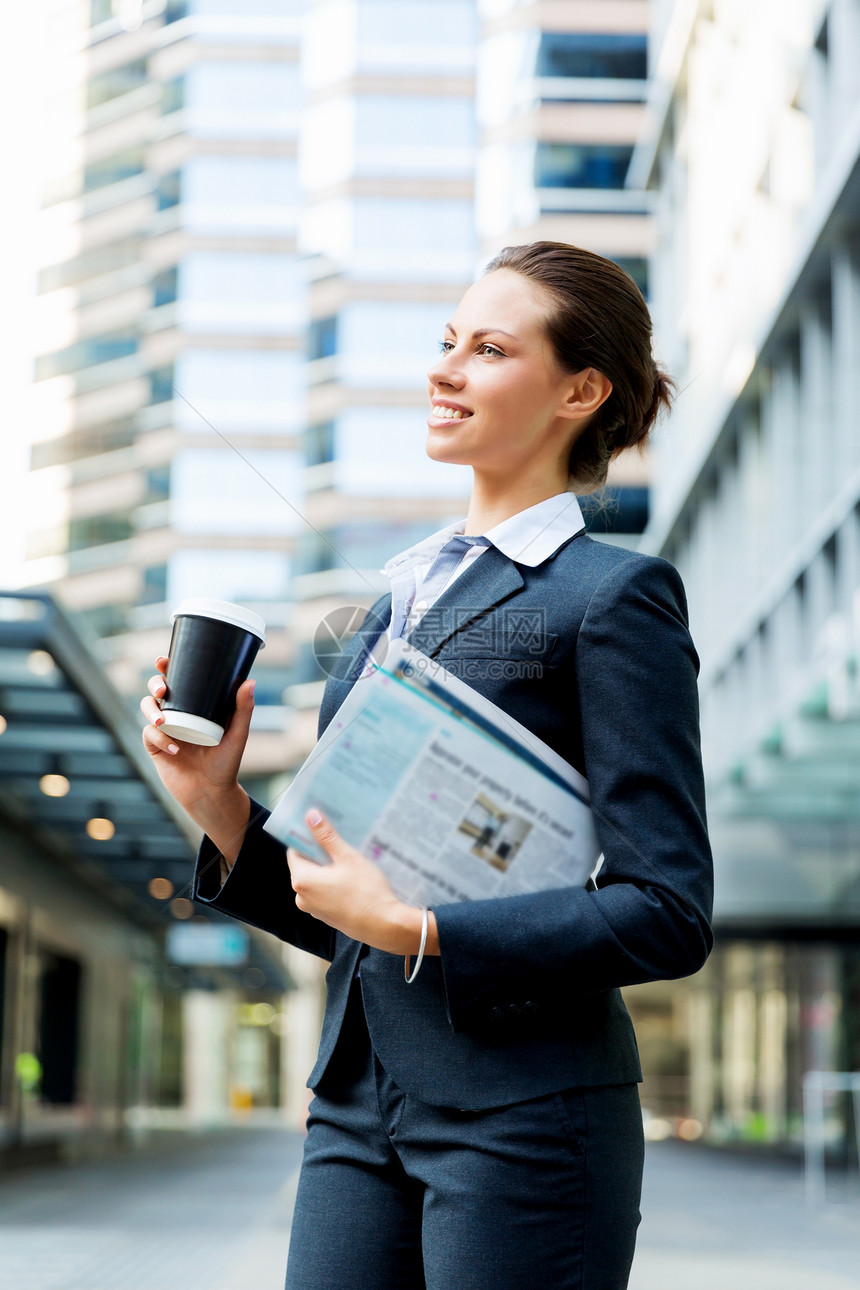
left=39, top=241, right=140, bottom=293
left=30, top=418, right=137, bottom=469
left=153, top=267, right=178, bottom=308
left=579, top=487, right=650, bottom=535
left=34, top=331, right=137, bottom=381
left=307, top=421, right=335, bottom=467
left=535, top=142, right=634, bottom=189
left=68, top=513, right=134, bottom=551
left=87, top=58, right=148, bottom=110
left=141, top=564, right=168, bottom=605
left=161, top=77, right=185, bottom=116
left=537, top=33, right=648, bottom=81
left=157, top=172, right=182, bottom=211
left=83, top=148, right=145, bottom=193
left=145, top=464, right=171, bottom=503
left=612, top=256, right=649, bottom=299
left=150, top=366, right=175, bottom=404
left=308, top=316, right=338, bottom=362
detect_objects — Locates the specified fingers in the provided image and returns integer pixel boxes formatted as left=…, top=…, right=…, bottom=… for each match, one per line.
left=140, top=694, right=164, bottom=725
left=221, top=678, right=255, bottom=747
left=156, top=655, right=168, bottom=675
left=147, top=672, right=166, bottom=699
left=304, top=809, right=346, bottom=859
left=141, top=721, right=181, bottom=757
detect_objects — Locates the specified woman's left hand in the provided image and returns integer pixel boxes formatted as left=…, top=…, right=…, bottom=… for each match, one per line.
left=287, top=810, right=437, bottom=956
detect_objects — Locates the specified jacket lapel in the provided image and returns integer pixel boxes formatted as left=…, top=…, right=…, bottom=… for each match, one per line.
left=406, top=544, right=524, bottom=658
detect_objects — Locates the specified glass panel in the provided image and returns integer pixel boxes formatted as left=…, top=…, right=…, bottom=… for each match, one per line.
left=158, top=172, right=182, bottom=210
left=534, top=142, right=634, bottom=189
left=87, top=59, right=148, bottom=110
left=68, top=513, right=134, bottom=551
left=612, top=256, right=649, bottom=299
left=537, top=33, right=648, bottom=80
left=153, top=267, right=178, bottom=308
left=29, top=418, right=137, bottom=469
left=83, top=147, right=145, bottom=192
left=579, top=487, right=650, bottom=534
left=35, top=331, right=137, bottom=381
left=308, top=317, right=337, bottom=361
left=39, top=241, right=140, bottom=293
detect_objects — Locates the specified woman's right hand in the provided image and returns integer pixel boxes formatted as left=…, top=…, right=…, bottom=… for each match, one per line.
left=140, top=656, right=255, bottom=824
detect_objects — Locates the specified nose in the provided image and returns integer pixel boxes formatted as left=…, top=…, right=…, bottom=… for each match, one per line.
left=427, top=346, right=466, bottom=392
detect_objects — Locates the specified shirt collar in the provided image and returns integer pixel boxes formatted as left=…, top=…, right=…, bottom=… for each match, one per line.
left=381, top=492, right=585, bottom=577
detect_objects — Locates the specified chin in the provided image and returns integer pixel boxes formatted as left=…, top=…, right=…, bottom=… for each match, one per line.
left=424, top=432, right=468, bottom=466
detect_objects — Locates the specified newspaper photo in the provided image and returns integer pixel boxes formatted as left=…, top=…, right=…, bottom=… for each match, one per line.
left=264, top=640, right=601, bottom=908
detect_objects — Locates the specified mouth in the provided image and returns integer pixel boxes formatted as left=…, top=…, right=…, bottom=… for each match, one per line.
left=428, top=402, right=473, bottom=426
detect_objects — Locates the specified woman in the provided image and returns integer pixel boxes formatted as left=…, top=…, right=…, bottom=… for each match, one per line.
left=142, top=242, right=713, bottom=1290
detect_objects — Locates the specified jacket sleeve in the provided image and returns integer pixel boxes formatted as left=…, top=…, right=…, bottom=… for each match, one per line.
left=433, top=554, right=714, bottom=1032
left=192, top=796, right=337, bottom=961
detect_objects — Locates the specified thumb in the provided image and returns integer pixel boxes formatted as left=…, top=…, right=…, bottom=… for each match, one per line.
left=222, top=678, right=255, bottom=745
left=305, top=809, right=347, bottom=860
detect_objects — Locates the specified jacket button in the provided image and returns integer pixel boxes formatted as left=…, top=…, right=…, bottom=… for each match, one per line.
left=507, top=1002, right=522, bottom=1017
left=523, top=1000, right=537, bottom=1013
left=488, top=1006, right=504, bottom=1021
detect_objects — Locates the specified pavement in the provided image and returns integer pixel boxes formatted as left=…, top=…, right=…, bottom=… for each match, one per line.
left=631, top=1140, right=860, bottom=1290
left=0, top=1128, right=858, bottom=1289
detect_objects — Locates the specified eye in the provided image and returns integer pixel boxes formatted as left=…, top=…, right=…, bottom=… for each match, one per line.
left=437, top=338, right=455, bottom=353
left=479, top=343, right=504, bottom=358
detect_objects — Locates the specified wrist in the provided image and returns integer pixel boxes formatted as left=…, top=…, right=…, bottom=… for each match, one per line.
left=189, top=784, right=250, bottom=865
left=381, top=902, right=439, bottom=957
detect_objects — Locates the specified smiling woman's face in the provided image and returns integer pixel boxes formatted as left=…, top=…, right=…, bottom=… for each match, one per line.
left=425, top=268, right=589, bottom=480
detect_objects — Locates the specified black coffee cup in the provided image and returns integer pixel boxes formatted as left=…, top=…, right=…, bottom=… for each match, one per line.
left=160, top=599, right=266, bottom=746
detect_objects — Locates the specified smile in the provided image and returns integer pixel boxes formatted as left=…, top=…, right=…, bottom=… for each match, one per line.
left=430, top=406, right=473, bottom=420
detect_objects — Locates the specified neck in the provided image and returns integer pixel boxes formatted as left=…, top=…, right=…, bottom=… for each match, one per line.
left=463, top=469, right=570, bottom=536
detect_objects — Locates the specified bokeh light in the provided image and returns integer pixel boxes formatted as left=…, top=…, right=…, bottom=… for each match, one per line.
left=39, top=773, right=70, bottom=797
left=148, top=877, right=174, bottom=900
left=86, top=816, right=115, bottom=840
left=169, top=897, right=194, bottom=920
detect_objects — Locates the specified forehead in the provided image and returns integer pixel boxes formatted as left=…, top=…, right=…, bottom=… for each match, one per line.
left=451, top=269, right=552, bottom=337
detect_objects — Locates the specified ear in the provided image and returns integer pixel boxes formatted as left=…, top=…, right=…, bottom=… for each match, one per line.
left=558, top=367, right=613, bottom=422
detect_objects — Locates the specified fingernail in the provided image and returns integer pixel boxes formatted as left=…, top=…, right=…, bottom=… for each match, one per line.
left=167, top=743, right=180, bottom=755
left=156, top=684, right=165, bottom=696
left=306, top=809, right=323, bottom=827
left=249, top=679, right=256, bottom=697
left=152, top=714, right=163, bottom=726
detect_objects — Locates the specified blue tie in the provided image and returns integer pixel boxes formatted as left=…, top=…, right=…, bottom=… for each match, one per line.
left=401, top=534, right=490, bottom=638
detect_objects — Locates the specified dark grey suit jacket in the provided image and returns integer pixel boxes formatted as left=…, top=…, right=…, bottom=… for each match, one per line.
left=193, top=530, right=713, bottom=1110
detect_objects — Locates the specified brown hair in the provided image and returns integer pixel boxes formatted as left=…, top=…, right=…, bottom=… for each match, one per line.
left=483, top=241, right=674, bottom=493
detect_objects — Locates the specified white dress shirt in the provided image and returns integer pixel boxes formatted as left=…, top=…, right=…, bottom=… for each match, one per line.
left=380, top=491, right=586, bottom=649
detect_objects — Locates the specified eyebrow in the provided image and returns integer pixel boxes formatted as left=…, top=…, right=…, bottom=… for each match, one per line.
left=444, top=325, right=519, bottom=342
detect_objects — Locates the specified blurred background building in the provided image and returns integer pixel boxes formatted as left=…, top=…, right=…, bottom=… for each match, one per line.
left=631, top=0, right=860, bottom=1157
left=3, top=0, right=859, bottom=1173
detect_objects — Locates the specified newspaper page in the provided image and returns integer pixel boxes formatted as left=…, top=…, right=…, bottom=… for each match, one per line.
left=264, top=641, right=600, bottom=907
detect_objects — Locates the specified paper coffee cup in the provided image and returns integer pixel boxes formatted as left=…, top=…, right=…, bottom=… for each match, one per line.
left=160, top=598, right=266, bottom=746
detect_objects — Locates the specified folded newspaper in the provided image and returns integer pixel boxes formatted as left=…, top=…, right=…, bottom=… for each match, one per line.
left=264, top=640, right=601, bottom=907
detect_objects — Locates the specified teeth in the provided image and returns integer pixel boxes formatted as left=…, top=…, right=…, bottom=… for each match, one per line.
left=433, top=406, right=469, bottom=419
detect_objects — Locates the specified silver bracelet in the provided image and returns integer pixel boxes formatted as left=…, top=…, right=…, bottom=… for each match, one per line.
left=404, top=907, right=429, bottom=984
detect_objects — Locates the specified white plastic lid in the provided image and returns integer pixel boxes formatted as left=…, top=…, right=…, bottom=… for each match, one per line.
left=170, top=598, right=266, bottom=645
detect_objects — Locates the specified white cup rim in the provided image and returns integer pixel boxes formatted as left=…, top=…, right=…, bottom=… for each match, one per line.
left=170, top=598, right=266, bottom=645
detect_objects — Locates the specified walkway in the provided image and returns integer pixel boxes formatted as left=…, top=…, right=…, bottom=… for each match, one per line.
left=0, top=1129, right=857, bottom=1288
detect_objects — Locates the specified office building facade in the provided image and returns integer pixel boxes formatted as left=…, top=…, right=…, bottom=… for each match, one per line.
left=27, top=0, right=312, bottom=785
left=635, top=0, right=860, bottom=1150
left=476, top=0, right=653, bottom=542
